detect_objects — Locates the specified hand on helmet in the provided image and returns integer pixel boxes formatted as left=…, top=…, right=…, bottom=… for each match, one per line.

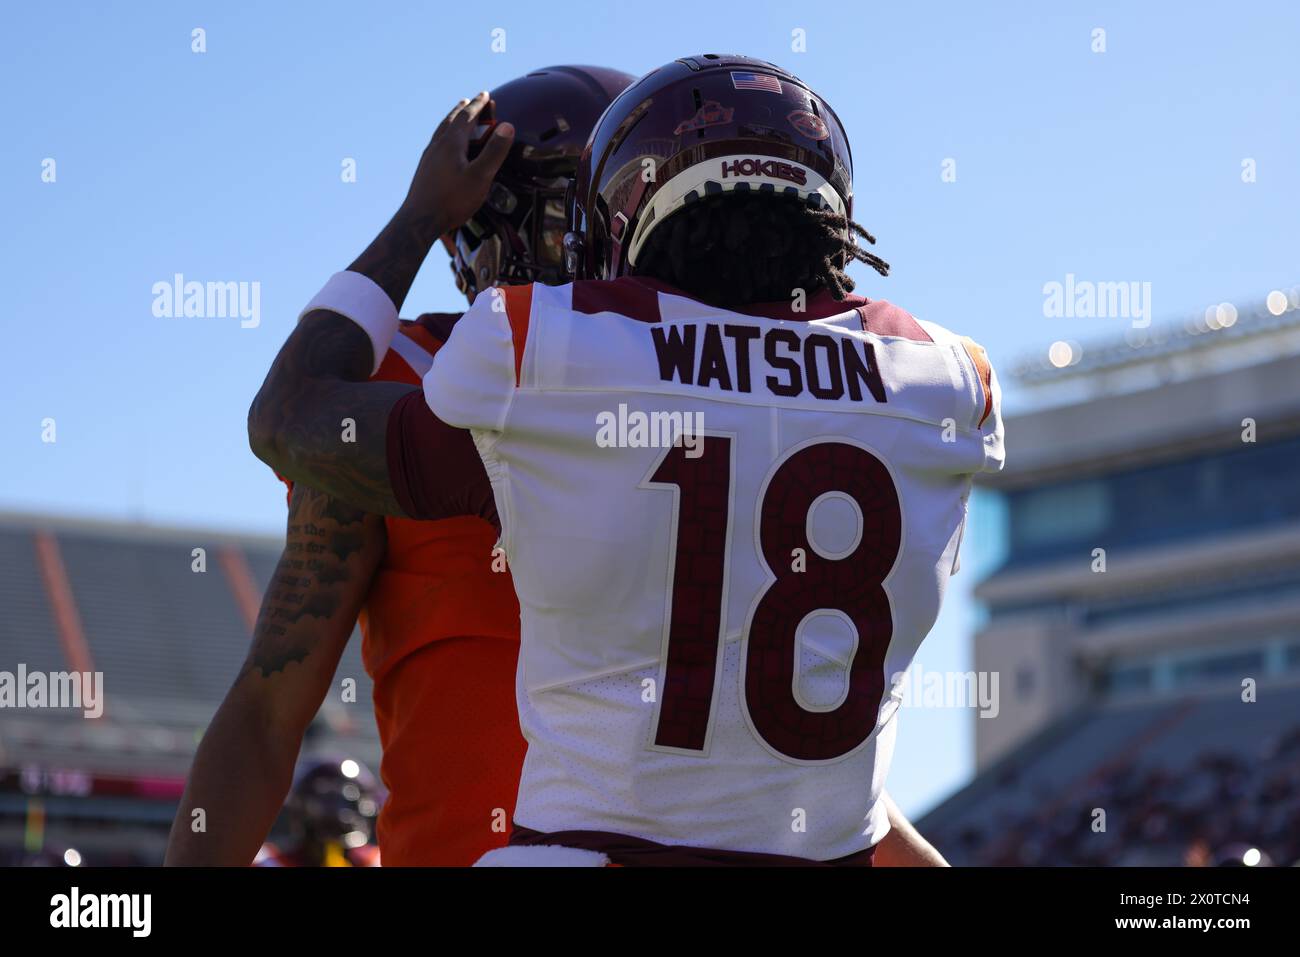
left=402, top=91, right=515, bottom=233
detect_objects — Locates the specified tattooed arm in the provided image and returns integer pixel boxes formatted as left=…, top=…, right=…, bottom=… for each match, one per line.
left=247, top=93, right=514, bottom=515
left=164, top=485, right=385, bottom=866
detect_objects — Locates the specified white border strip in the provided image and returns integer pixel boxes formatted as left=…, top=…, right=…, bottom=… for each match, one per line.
left=627, top=155, right=845, bottom=267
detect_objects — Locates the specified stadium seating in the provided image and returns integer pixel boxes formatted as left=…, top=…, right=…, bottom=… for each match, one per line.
left=0, top=514, right=380, bottom=865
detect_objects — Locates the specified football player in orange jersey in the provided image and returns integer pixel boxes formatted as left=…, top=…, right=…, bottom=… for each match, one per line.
left=164, top=66, right=635, bottom=867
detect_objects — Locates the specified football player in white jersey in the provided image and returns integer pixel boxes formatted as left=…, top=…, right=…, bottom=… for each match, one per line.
left=249, top=55, right=1003, bottom=866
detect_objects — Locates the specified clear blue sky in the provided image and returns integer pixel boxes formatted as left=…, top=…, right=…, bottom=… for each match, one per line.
left=3, top=1, right=1297, bottom=816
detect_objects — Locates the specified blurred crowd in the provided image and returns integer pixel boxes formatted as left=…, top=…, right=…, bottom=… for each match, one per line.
left=942, top=725, right=1300, bottom=867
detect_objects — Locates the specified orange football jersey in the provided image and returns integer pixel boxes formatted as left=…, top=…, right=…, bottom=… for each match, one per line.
left=283, top=314, right=525, bottom=865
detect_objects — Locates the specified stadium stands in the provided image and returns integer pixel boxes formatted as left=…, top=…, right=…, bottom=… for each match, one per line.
left=922, top=683, right=1300, bottom=866
left=0, top=512, right=379, bottom=865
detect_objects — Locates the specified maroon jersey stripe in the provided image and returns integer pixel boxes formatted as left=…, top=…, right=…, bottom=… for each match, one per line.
left=509, top=824, right=876, bottom=867
left=854, top=299, right=933, bottom=342
left=386, top=391, right=498, bottom=527
left=575, top=276, right=929, bottom=339
left=571, top=277, right=664, bottom=323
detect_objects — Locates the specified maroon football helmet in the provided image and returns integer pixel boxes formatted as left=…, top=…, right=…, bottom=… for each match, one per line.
left=563, top=54, right=855, bottom=281
left=449, top=65, right=636, bottom=300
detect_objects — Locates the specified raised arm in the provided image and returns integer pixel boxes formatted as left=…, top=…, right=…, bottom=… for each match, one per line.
left=247, top=92, right=514, bottom=514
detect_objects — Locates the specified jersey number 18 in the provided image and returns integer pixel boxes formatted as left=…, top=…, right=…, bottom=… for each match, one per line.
left=646, top=435, right=902, bottom=763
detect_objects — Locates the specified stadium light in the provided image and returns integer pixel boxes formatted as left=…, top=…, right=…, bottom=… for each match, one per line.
left=1048, top=340, right=1075, bottom=368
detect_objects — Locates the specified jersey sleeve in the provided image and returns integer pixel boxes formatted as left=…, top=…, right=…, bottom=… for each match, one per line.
left=916, top=318, right=1006, bottom=476
left=961, top=337, right=1005, bottom=475
left=385, top=391, right=498, bottom=525
left=422, top=285, right=532, bottom=433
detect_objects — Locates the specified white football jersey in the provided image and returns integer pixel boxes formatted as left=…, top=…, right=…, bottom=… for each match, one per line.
left=424, top=278, right=1004, bottom=861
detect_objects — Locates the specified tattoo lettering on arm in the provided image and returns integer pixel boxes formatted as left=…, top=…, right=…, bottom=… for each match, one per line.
left=248, top=313, right=418, bottom=516
left=240, top=484, right=385, bottom=681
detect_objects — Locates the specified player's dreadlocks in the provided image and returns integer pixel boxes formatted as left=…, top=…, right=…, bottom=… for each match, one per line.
left=633, top=192, right=890, bottom=308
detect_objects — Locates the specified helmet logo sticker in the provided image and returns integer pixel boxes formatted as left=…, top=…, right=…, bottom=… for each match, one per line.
left=730, top=71, right=783, bottom=93
left=674, top=100, right=735, bottom=135
left=786, top=109, right=830, bottom=141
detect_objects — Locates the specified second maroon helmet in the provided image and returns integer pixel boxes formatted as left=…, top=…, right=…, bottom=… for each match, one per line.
left=563, top=54, right=855, bottom=282
left=449, top=64, right=636, bottom=299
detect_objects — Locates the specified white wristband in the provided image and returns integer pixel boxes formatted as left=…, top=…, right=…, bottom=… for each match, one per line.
left=298, top=271, right=399, bottom=376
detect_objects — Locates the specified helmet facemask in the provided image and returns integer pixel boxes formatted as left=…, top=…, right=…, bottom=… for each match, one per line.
left=449, top=180, right=570, bottom=301
left=440, top=64, right=638, bottom=299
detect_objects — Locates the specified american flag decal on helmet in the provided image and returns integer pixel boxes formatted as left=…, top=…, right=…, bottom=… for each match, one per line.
left=730, top=71, right=782, bottom=93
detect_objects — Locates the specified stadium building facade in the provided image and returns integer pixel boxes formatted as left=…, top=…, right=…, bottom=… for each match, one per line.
left=923, top=288, right=1300, bottom=866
